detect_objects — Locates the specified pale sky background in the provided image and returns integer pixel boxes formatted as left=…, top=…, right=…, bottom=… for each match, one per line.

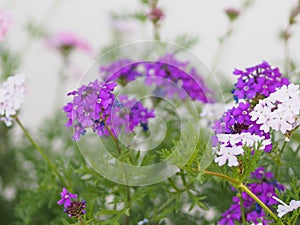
left=2, top=0, right=300, bottom=128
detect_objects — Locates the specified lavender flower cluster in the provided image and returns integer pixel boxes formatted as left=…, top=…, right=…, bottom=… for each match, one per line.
left=100, top=54, right=214, bottom=103
left=63, top=80, right=155, bottom=140
left=219, top=167, right=284, bottom=225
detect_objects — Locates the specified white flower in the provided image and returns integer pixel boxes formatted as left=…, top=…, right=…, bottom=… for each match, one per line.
left=272, top=196, right=300, bottom=218
left=214, top=145, right=243, bottom=167
left=0, top=73, right=26, bottom=126
left=137, top=218, right=149, bottom=225
left=214, top=132, right=271, bottom=167
left=250, top=83, right=300, bottom=134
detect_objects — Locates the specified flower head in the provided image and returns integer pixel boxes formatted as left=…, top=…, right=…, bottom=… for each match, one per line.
left=232, top=61, right=289, bottom=101
left=48, top=31, right=91, bottom=55
left=0, top=8, right=13, bottom=41
left=250, top=83, right=300, bottom=134
left=58, top=188, right=86, bottom=219
left=0, top=73, right=26, bottom=126
left=148, top=7, right=165, bottom=23
left=63, top=80, right=117, bottom=140
left=137, top=218, right=149, bottom=225
left=272, top=196, right=300, bottom=218
left=57, top=187, right=78, bottom=208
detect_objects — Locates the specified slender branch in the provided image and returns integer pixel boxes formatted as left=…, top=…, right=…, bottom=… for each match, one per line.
left=103, top=120, right=120, bottom=154
left=203, top=170, right=239, bottom=185
left=14, top=116, right=70, bottom=188
left=239, top=189, right=246, bottom=223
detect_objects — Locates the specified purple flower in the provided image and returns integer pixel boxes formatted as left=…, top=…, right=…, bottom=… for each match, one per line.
left=111, top=95, right=155, bottom=134
left=57, top=188, right=78, bottom=208
left=100, top=55, right=214, bottom=103
left=63, top=80, right=117, bottom=140
left=219, top=167, right=284, bottom=224
left=48, top=31, right=91, bottom=55
left=232, top=61, right=289, bottom=101
left=148, top=7, right=165, bottom=23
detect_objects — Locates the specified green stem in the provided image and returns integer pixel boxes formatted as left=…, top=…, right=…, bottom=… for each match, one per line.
left=239, top=189, right=246, bottom=223
left=14, top=116, right=69, bottom=188
left=203, top=170, right=239, bottom=185
left=103, top=121, right=120, bottom=154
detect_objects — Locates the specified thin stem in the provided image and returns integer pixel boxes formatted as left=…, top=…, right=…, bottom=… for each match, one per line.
left=239, top=184, right=281, bottom=223
left=203, top=170, right=239, bottom=185
left=14, top=116, right=70, bottom=188
left=103, top=121, right=120, bottom=154
left=239, top=189, right=246, bottom=223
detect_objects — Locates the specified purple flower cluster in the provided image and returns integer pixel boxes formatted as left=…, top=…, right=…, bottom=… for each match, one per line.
left=233, top=61, right=289, bottom=101
left=63, top=80, right=117, bottom=140
left=212, top=102, right=272, bottom=152
left=63, top=80, right=155, bottom=140
left=111, top=95, right=155, bottom=134
left=57, top=188, right=86, bottom=218
left=100, top=54, right=214, bottom=103
left=219, top=167, right=284, bottom=225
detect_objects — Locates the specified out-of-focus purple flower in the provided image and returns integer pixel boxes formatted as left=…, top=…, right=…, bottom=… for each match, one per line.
left=225, top=7, right=240, bottom=21
left=218, top=167, right=284, bottom=225
left=48, top=31, right=91, bottom=55
left=0, top=73, right=26, bottom=126
left=101, top=55, right=214, bottom=103
left=148, top=7, right=165, bottom=23
left=111, top=95, right=155, bottom=134
left=57, top=187, right=78, bottom=208
left=232, top=61, right=289, bottom=101
left=0, top=8, right=13, bottom=41
left=63, top=80, right=117, bottom=140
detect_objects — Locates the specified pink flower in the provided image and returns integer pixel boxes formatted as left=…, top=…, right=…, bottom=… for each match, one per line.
left=0, top=8, right=13, bottom=41
left=48, top=31, right=91, bottom=55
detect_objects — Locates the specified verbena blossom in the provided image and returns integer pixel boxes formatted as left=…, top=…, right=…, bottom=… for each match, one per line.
left=272, top=196, right=300, bottom=218
left=100, top=55, right=214, bottom=103
left=250, top=83, right=300, bottom=134
left=48, top=31, right=91, bottom=55
left=0, top=73, right=26, bottom=126
left=214, top=133, right=271, bottom=167
left=63, top=81, right=155, bottom=140
left=232, top=61, right=289, bottom=101
left=219, top=167, right=284, bottom=225
left=212, top=102, right=272, bottom=152
left=148, top=7, right=165, bottom=23
left=0, top=8, right=13, bottom=41
left=63, top=80, right=117, bottom=140
left=57, top=188, right=86, bottom=218
left=111, top=95, right=155, bottom=134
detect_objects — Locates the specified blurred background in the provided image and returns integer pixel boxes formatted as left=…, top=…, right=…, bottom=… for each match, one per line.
left=2, top=0, right=300, bottom=127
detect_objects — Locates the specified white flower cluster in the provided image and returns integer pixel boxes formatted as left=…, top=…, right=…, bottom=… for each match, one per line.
left=0, top=73, right=26, bottom=126
left=273, top=196, right=300, bottom=218
left=214, top=133, right=271, bottom=167
left=250, top=84, right=300, bottom=134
